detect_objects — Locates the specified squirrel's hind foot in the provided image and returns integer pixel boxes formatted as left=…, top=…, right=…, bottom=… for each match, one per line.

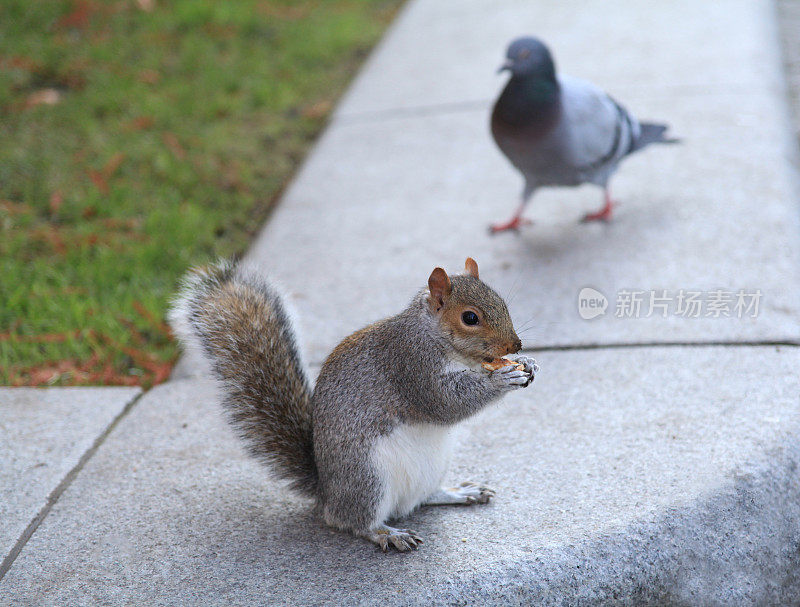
left=423, top=481, right=496, bottom=506
left=363, top=525, right=423, bottom=553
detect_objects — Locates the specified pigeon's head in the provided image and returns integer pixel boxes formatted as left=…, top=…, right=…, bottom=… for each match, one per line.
left=499, top=37, right=555, bottom=80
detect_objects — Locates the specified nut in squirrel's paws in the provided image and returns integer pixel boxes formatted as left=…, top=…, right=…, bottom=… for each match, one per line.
left=481, top=357, right=525, bottom=372
left=484, top=356, right=536, bottom=389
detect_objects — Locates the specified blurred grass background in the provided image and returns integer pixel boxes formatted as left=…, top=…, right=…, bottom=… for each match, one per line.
left=0, top=0, right=401, bottom=387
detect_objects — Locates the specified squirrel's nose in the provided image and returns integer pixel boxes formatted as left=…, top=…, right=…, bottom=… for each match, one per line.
left=507, top=339, right=522, bottom=354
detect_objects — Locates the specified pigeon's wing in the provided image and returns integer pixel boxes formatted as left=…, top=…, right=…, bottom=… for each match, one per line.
left=556, top=75, right=640, bottom=176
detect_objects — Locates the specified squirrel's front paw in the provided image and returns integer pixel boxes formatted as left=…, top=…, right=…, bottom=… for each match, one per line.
left=490, top=362, right=531, bottom=391
left=510, top=355, right=538, bottom=387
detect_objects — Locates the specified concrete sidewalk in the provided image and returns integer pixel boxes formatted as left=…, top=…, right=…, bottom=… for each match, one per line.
left=3, top=0, right=800, bottom=604
left=243, top=0, right=800, bottom=361
left=4, top=349, right=800, bottom=605
left=0, top=389, right=140, bottom=579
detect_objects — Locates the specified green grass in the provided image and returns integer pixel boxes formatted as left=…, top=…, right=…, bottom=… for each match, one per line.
left=0, top=0, right=401, bottom=386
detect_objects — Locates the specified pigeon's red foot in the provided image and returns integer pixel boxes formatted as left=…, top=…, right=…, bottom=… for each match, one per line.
left=489, top=216, right=532, bottom=234
left=581, top=200, right=615, bottom=223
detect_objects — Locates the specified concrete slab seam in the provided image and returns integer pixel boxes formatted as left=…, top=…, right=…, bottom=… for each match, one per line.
left=0, top=389, right=144, bottom=582
left=519, top=339, right=800, bottom=354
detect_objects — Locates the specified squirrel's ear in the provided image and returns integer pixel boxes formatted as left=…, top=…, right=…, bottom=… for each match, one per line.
left=464, top=257, right=479, bottom=279
left=428, top=267, right=452, bottom=311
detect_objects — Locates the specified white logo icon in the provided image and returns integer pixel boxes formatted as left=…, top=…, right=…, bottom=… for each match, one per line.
left=578, top=287, right=608, bottom=320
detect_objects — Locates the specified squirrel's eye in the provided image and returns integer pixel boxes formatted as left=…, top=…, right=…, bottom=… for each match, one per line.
left=461, top=311, right=479, bottom=326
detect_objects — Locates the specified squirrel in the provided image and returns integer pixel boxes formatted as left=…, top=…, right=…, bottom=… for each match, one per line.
left=169, top=257, right=538, bottom=552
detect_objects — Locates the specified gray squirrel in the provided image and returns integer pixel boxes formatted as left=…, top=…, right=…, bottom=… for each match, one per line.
left=169, top=257, right=537, bottom=552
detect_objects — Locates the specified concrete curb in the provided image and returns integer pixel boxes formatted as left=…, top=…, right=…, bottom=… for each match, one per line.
left=3, top=347, right=800, bottom=605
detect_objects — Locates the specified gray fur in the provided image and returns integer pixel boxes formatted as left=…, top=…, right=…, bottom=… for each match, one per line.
left=170, top=262, right=532, bottom=544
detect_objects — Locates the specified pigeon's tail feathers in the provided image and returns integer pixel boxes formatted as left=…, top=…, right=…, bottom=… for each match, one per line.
left=632, top=122, right=680, bottom=152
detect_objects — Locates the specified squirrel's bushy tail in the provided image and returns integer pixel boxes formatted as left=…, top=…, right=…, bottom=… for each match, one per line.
left=170, top=260, right=318, bottom=498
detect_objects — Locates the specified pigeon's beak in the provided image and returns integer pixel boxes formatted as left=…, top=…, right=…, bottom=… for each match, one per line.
left=497, top=59, right=514, bottom=74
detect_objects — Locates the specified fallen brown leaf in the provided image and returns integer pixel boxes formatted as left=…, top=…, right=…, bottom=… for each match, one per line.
left=26, top=89, right=61, bottom=108
left=133, top=300, right=173, bottom=338
left=138, top=69, right=160, bottom=84
left=0, top=200, right=32, bottom=215
left=256, top=2, right=311, bottom=20
left=103, top=152, right=126, bottom=179
left=302, top=100, right=332, bottom=120
left=125, top=116, right=155, bottom=131
left=162, top=132, right=186, bottom=160
left=55, top=0, right=94, bottom=29
left=6, top=55, right=40, bottom=72
left=88, top=170, right=108, bottom=194
left=50, top=191, right=63, bottom=214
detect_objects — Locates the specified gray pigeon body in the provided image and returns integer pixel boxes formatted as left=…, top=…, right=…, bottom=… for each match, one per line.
left=490, top=37, right=676, bottom=232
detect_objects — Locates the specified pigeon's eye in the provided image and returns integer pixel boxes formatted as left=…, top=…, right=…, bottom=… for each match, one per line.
left=461, top=311, right=480, bottom=326
left=518, top=48, right=530, bottom=59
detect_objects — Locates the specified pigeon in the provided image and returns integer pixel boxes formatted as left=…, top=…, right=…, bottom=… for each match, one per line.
left=490, top=36, right=677, bottom=233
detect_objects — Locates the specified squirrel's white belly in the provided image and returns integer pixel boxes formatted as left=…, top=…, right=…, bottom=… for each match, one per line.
left=371, top=423, right=455, bottom=525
